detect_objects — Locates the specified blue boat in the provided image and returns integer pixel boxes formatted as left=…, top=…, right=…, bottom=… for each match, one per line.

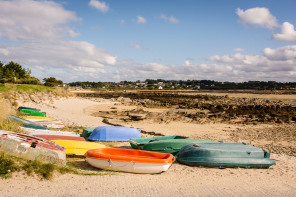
left=88, top=126, right=141, bottom=141
left=176, top=142, right=276, bottom=169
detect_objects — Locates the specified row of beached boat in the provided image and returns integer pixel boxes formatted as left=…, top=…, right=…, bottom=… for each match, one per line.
left=0, top=106, right=276, bottom=174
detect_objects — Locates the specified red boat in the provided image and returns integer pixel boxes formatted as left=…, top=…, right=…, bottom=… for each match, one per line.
left=34, top=135, right=85, bottom=141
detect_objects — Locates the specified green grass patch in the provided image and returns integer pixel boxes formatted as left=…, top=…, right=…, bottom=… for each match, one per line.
left=0, top=152, right=117, bottom=180
left=0, top=152, right=18, bottom=179
left=0, top=84, right=53, bottom=93
left=0, top=84, right=73, bottom=97
left=0, top=119, right=22, bottom=133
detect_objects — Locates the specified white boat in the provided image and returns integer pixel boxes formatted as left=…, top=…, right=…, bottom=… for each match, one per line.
left=21, top=127, right=80, bottom=137
left=85, top=148, right=175, bottom=174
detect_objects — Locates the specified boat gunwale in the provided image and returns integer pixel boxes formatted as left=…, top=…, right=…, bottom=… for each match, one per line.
left=85, top=148, right=175, bottom=164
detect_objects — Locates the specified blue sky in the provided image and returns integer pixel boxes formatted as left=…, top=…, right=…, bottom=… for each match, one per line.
left=0, top=0, right=296, bottom=82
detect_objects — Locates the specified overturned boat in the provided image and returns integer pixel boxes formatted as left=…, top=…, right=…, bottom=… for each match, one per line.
left=128, top=135, right=215, bottom=155
left=51, top=140, right=105, bottom=155
left=85, top=148, right=175, bottom=174
left=88, top=126, right=141, bottom=141
left=0, top=130, right=66, bottom=165
left=176, top=142, right=276, bottom=169
left=9, top=114, right=49, bottom=130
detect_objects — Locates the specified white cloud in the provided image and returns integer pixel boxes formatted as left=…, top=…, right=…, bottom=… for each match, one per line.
left=236, top=7, right=279, bottom=29
left=208, top=45, right=296, bottom=78
left=89, top=0, right=109, bottom=13
left=137, top=16, right=146, bottom=24
left=0, top=0, right=81, bottom=42
left=0, top=0, right=116, bottom=79
left=129, top=44, right=144, bottom=50
left=0, top=41, right=116, bottom=73
left=233, top=48, right=245, bottom=52
left=160, top=14, right=180, bottom=24
left=273, top=22, right=296, bottom=42
left=263, top=45, right=296, bottom=61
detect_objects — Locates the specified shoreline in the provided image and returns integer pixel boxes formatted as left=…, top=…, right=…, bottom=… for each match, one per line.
left=2, top=96, right=295, bottom=196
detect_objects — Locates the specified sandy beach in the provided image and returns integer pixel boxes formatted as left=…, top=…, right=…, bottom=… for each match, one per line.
left=1, top=96, right=296, bottom=196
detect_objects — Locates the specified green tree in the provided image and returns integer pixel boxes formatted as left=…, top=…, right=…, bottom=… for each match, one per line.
left=43, top=77, right=63, bottom=87
left=0, top=62, right=3, bottom=79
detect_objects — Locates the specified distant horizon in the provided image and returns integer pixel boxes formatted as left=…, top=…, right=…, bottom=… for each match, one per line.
left=1, top=0, right=296, bottom=83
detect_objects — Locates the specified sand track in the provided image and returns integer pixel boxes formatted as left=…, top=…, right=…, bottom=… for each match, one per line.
left=2, top=97, right=295, bottom=196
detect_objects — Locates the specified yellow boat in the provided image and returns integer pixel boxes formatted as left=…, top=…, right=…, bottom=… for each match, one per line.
left=51, top=140, right=105, bottom=155
left=24, top=116, right=54, bottom=121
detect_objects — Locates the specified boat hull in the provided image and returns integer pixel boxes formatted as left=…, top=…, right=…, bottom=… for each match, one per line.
left=176, top=142, right=276, bottom=169
left=0, top=130, right=66, bottom=165
left=18, top=107, right=40, bottom=111
left=88, top=126, right=141, bottom=141
left=81, top=127, right=96, bottom=140
left=19, top=109, right=46, bottom=117
left=129, top=136, right=215, bottom=155
left=24, top=116, right=54, bottom=121
left=34, top=135, right=86, bottom=141
left=21, top=127, right=80, bottom=137
left=9, top=114, right=49, bottom=130
left=85, top=148, right=175, bottom=174
left=86, top=157, right=173, bottom=174
left=52, top=140, right=105, bottom=155
left=33, top=120, right=65, bottom=129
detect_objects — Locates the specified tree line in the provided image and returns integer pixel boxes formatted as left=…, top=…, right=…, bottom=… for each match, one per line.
left=69, top=79, right=296, bottom=90
left=0, top=61, right=63, bottom=86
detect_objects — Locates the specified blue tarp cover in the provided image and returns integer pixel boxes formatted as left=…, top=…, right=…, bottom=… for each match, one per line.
left=88, top=126, right=141, bottom=141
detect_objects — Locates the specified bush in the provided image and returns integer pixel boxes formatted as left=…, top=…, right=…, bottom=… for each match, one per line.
left=0, top=152, right=17, bottom=178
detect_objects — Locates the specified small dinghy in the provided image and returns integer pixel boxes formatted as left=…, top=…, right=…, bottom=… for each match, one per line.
left=81, top=127, right=96, bottom=140
left=24, top=116, right=54, bottom=121
left=18, top=107, right=40, bottom=111
left=128, top=136, right=215, bottom=155
left=88, top=126, right=141, bottom=141
left=21, top=127, right=80, bottom=137
left=19, top=109, right=46, bottom=117
left=176, top=142, right=276, bottom=169
left=33, top=120, right=65, bottom=129
left=0, top=130, right=66, bottom=165
left=85, top=148, right=175, bottom=174
left=34, top=135, right=86, bottom=141
left=51, top=140, right=105, bottom=155
left=9, top=114, right=49, bottom=130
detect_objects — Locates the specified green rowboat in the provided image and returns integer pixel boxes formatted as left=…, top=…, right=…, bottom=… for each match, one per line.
left=128, top=136, right=215, bottom=155
left=176, top=142, right=276, bottom=168
left=81, top=127, right=97, bottom=139
left=19, top=109, right=46, bottom=117
left=17, top=107, right=40, bottom=111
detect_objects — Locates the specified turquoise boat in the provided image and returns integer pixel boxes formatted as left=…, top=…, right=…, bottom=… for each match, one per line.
left=176, top=142, right=276, bottom=169
left=128, top=136, right=215, bottom=155
left=9, top=114, right=49, bottom=130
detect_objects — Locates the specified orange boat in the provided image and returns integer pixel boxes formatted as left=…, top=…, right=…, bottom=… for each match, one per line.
left=85, top=148, right=175, bottom=174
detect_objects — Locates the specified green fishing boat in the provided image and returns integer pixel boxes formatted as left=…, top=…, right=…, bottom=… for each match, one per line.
left=176, top=142, right=276, bottom=168
left=81, top=127, right=97, bottom=139
left=128, top=136, right=215, bottom=155
left=17, top=107, right=40, bottom=112
left=19, top=109, right=46, bottom=117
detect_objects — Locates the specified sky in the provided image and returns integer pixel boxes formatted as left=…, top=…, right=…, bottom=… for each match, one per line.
left=0, top=0, right=296, bottom=83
